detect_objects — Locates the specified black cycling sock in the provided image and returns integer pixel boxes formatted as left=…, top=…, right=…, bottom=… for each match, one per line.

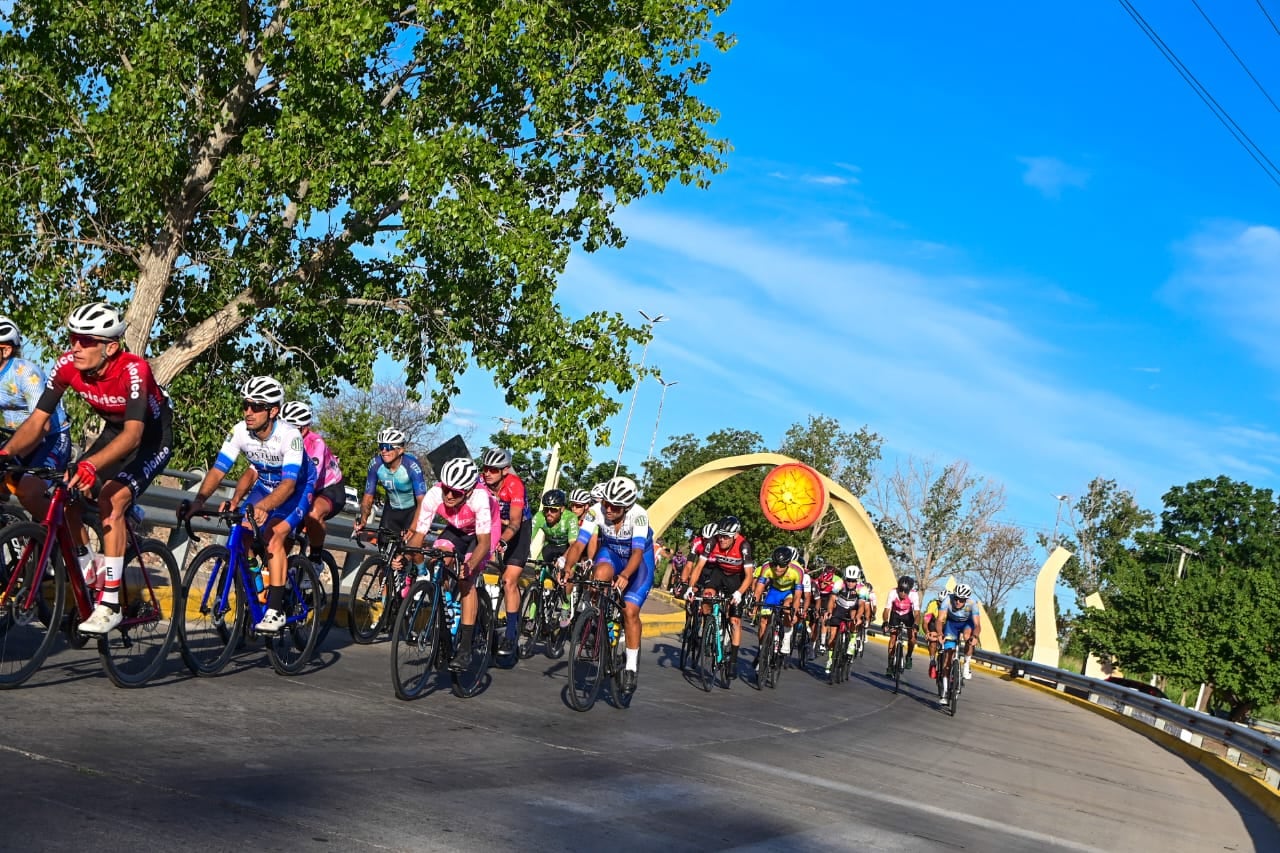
left=456, top=623, right=475, bottom=651
left=267, top=585, right=284, bottom=611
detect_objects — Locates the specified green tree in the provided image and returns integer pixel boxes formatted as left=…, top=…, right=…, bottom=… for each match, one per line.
left=642, top=428, right=767, bottom=542
left=1003, top=607, right=1033, bottom=658
left=963, top=523, right=1038, bottom=623
left=1045, top=477, right=1154, bottom=605
left=0, top=0, right=733, bottom=466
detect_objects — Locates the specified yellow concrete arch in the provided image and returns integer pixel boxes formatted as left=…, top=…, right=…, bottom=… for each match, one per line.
left=646, top=452, right=1002, bottom=654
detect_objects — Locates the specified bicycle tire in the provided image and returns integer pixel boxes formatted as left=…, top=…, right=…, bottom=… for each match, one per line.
left=99, top=537, right=181, bottom=688
left=610, top=609, right=631, bottom=709
left=567, top=605, right=605, bottom=711
left=949, top=656, right=961, bottom=717
left=515, top=583, right=541, bottom=659
left=769, top=619, right=785, bottom=689
left=544, top=587, right=569, bottom=660
left=451, top=583, right=493, bottom=698
left=0, top=521, right=66, bottom=688
left=677, top=604, right=697, bottom=672
left=177, top=543, right=243, bottom=676
left=348, top=555, right=388, bottom=644
left=390, top=579, right=440, bottom=700
left=792, top=619, right=808, bottom=668
left=892, top=637, right=903, bottom=694
left=694, top=610, right=715, bottom=692
left=309, top=549, right=341, bottom=649
left=265, top=557, right=321, bottom=675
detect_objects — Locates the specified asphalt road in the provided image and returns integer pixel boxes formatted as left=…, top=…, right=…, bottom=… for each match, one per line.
left=0, top=627, right=1274, bottom=852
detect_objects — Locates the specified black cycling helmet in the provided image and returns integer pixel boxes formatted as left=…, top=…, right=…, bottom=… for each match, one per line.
left=770, top=545, right=792, bottom=567
left=897, top=575, right=916, bottom=592
left=717, top=516, right=741, bottom=537
left=541, top=488, right=567, bottom=508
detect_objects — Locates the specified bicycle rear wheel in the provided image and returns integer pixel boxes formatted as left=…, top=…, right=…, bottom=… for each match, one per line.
left=544, top=587, right=569, bottom=660
left=693, top=611, right=715, bottom=692
left=266, top=557, right=321, bottom=675
left=99, top=537, right=181, bottom=688
left=391, top=579, right=440, bottom=700
left=310, top=549, right=341, bottom=649
left=451, top=584, right=493, bottom=698
left=567, top=605, right=605, bottom=711
left=0, top=522, right=65, bottom=688
left=178, top=544, right=243, bottom=676
left=348, top=556, right=388, bottom=644
left=515, top=584, right=541, bottom=659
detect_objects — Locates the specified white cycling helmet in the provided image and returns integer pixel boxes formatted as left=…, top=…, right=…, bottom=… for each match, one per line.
left=377, top=427, right=406, bottom=446
left=842, top=564, right=863, bottom=582
left=953, top=583, right=973, bottom=599
left=701, top=522, right=718, bottom=539
left=67, top=302, right=127, bottom=339
left=590, top=483, right=606, bottom=501
left=569, top=488, right=593, bottom=505
left=0, top=315, right=20, bottom=349
left=280, top=401, right=312, bottom=427
left=241, top=376, right=284, bottom=406
left=439, top=457, right=479, bottom=491
left=601, top=476, right=638, bottom=507
left=481, top=447, right=511, bottom=469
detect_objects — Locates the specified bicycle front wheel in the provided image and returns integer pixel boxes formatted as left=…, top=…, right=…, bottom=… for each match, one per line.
left=451, top=583, right=493, bottom=698
left=0, top=521, right=65, bottom=688
left=567, top=605, right=605, bottom=711
left=694, top=612, right=715, bottom=692
left=99, top=537, right=181, bottom=688
left=391, top=579, right=440, bottom=700
left=310, top=549, right=341, bottom=649
left=348, top=556, right=388, bottom=644
left=178, top=544, right=243, bottom=676
left=948, top=658, right=961, bottom=717
left=515, top=584, right=541, bottom=660
left=266, top=557, right=322, bottom=675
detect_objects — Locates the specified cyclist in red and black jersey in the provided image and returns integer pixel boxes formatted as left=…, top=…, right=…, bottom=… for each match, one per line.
left=684, top=516, right=755, bottom=678
left=677, top=521, right=719, bottom=593
left=0, top=302, right=173, bottom=635
left=481, top=447, right=532, bottom=659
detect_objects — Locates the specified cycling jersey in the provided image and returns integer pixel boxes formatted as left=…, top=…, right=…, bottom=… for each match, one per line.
left=923, top=598, right=942, bottom=624
left=812, top=570, right=835, bottom=596
left=702, top=534, right=754, bottom=575
left=213, top=421, right=312, bottom=491
left=492, top=471, right=531, bottom=526
left=39, top=351, right=168, bottom=429
left=941, top=596, right=979, bottom=623
left=887, top=589, right=921, bottom=616
left=755, top=561, right=805, bottom=592
left=576, top=503, right=656, bottom=609
left=1, top=357, right=68, bottom=435
left=303, top=431, right=343, bottom=490
left=531, top=510, right=579, bottom=548
left=414, top=482, right=498, bottom=539
left=363, top=452, right=428, bottom=510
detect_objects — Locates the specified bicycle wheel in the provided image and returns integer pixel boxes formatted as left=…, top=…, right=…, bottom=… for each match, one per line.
left=265, top=557, right=321, bottom=675
left=348, top=556, right=388, bottom=644
left=693, top=611, right=715, bottom=692
left=769, top=621, right=785, bottom=689
left=0, top=522, right=66, bottom=687
left=792, top=619, right=808, bottom=668
left=178, top=544, right=244, bottom=676
left=567, top=605, right=605, bottom=711
left=677, top=605, right=697, bottom=672
left=948, top=657, right=961, bottom=717
left=718, top=616, right=734, bottom=688
left=515, top=584, right=541, bottom=659
left=451, top=583, right=493, bottom=698
left=544, top=587, right=569, bottom=660
left=99, top=537, right=181, bottom=688
left=391, top=579, right=440, bottom=700
left=310, top=549, right=341, bottom=649
left=610, top=613, right=631, bottom=709
left=892, top=638, right=903, bottom=694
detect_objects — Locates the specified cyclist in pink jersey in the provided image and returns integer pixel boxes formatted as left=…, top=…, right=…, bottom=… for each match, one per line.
left=281, top=402, right=344, bottom=559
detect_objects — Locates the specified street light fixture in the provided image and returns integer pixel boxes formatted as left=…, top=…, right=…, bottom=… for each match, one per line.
left=645, top=377, right=678, bottom=468
left=613, top=310, right=667, bottom=477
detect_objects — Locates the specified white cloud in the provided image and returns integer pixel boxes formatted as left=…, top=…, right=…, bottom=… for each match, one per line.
left=1017, top=155, right=1090, bottom=198
left=804, top=174, right=857, bottom=186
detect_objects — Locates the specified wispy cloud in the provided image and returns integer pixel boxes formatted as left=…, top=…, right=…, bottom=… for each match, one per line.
left=804, top=174, right=857, bottom=186
left=1017, top=155, right=1090, bottom=198
left=1132, top=366, right=1160, bottom=373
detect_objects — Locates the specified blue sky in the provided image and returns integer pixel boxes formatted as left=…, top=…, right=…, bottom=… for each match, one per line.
left=383, top=3, right=1280, bottom=610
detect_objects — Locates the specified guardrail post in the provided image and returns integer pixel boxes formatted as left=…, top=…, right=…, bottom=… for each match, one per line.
left=1265, top=767, right=1279, bottom=788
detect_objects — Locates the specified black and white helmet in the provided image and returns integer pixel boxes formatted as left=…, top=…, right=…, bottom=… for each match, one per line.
left=569, top=488, right=593, bottom=505
left=439, top=457, right=479, bottom=491
left=481, top=447, right=511, bottom=469
left=241, top=376, right=284, bottom=406
left=590, top=483, right=606, bottom=501
left=280, top=401, right=312, bottom=427
left=701, top=522, right=718, bottom=539
left=953, top=583, right=973, bottom=599
left=601, top=476, right=638, bottom=508
left=843, top=564, right=863, bottom=582
left=717, top=516, right=741, bottom=537
left=67, top=302, right=126, bottom=339
left=377, top=427, right=406, bottom=446
left=0, top=315, right=20, bottom=348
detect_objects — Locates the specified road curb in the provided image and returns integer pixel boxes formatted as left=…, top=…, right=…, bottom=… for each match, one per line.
left=1007, top=672, right=1280, bottom=827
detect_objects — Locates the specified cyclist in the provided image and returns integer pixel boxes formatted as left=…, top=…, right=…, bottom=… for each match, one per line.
left=881, top=575, right=921, bottom=677
left=1, top=302, right=172, bottom=635
left=480, top=447, right=531, bottom=659
left=567, top=488, right=593, bottom=523
left=405, top=457, right=500, bottom=672
left=752, top=546, right=805, bottom=662
left=684, top=516, right=754, bottom=678
left=559, top=476, right=655, bottom=695
left=921, top=592, right=944, bottom=678
left=280, top=401, right=345, bottom=564
left=531, top=488, right=578, bottom=567
left=937, top=583, right=982, bottom=697
left=810, top=557, right=836, bottom=653
left=676, top=521, right=718, bottom=594
left=822, top=564, right=863, bottom=673
left=354, top=427, right=427, bottom=540
left=181, top=377, right=316, bottom=633
left=0, top=315, right=72, bottom=517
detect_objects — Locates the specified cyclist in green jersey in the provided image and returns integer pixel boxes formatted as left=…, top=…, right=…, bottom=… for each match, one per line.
left=531, top=488, right=579, bottom=565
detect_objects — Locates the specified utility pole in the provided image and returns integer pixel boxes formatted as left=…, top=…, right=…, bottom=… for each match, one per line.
left=614, top=309, right=667, bottom=478
left=645, top=378, right=678, bottom=468
left=495, top=417, right=516, bottom=434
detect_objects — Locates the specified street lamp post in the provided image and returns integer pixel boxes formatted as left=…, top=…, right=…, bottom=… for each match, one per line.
left=645, top=378, right=678, bottom=468
left=613, top=309, right=667, bottom=478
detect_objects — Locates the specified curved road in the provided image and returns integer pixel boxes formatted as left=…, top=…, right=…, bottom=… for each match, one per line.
left=0, top=629, right=1274, bottom=852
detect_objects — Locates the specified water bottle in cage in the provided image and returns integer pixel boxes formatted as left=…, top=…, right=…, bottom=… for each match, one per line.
left=443, top=588, right=461, bottom=636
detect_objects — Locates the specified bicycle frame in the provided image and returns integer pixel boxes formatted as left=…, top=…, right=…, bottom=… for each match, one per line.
left=191, top=510, right=310, bottom=631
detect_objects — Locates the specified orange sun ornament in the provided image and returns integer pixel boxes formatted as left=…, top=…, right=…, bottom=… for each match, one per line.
left=759, top=463, right=827, bottom=530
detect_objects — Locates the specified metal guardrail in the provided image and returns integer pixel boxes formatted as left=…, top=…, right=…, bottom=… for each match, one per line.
left=975, top=648, right=1280, bottom=789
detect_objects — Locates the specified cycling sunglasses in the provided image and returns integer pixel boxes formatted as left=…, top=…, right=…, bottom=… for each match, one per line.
left=70, top=334, right=110, bottom=349
left=442, top=485, right=470, bottom=499
left=378, top=443, right=400, bottom=451
left=243, top=400, right=270, bottom=413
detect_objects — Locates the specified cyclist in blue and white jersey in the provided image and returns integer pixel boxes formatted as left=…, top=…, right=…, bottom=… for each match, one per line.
left=0, top=315, right=72, bottom=515
left=937, top=583, right=982, bottom=698
left=179, top=376, right=316, bottom=634
left=354, top=427, right=427, bottom=540
left=559, top=476, right=654, bottom=696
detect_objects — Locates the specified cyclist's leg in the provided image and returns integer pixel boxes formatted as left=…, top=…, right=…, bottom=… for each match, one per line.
left=961, top=625, right=975, bottom=678
left=500, top=522, right=532, bottom=650
left=779, top=590, right=796, bottom=654
left=618, top=549, right=653, bottom=682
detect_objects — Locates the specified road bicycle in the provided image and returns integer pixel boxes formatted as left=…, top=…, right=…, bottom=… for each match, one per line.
left=752, top=598, right=788, bottom=690
left=937, top=635, right=965, bottom=717
left=390, top=546, right=495, bottom=700
left=0, top=463, right=181, bottom=688
left=347, top=525, right=414, bottom=644
left=689, top=592, right=733, bottom=692
left=515, top=558, right=570, bottom=660
left=824, top=614, right=855, bottom=685
left=887, top=623, right=908, bottom=693
left=566, top=578, right=630, bottom=712
left=290, top=540, right=340, bottom=649
left=177, top=503, right=322, bottom=676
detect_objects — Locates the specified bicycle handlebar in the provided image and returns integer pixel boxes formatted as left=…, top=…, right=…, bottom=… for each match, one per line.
left=178, top=500, right=262, bottom=544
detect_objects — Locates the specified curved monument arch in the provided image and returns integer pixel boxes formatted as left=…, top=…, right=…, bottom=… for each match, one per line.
left=647, top=452, right=1003, bottom=654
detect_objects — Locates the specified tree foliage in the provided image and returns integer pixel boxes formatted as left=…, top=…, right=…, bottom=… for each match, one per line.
left=642, top=428, right=767, bottom=541
left=963, top=523, right=1039, bottom=617
left=0, top=0, right=733, bottom=465
left=1044, top=477, right=1154, bottom=605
